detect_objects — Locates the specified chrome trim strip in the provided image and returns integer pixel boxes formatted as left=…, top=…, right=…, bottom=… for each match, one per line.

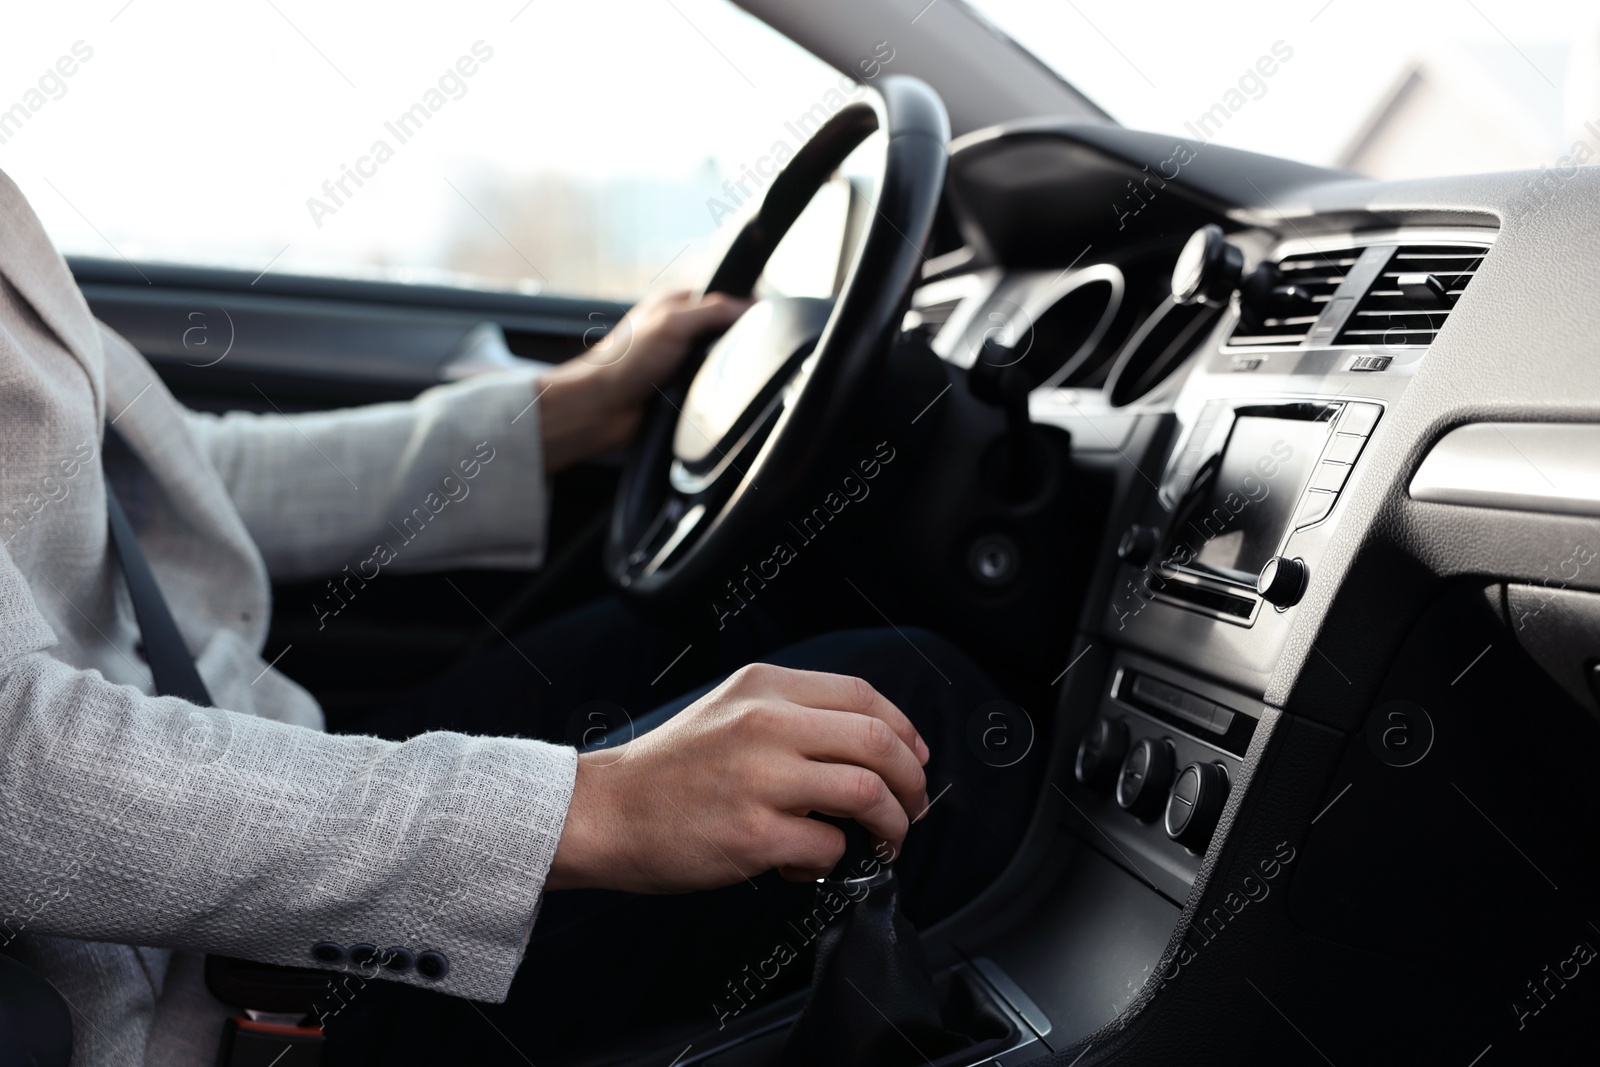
left=972, top=957, right=1053, bottom=1038
left=1410, top=423, right=1600, bottom=517
left=1268, top=226, right=1498, bottom=263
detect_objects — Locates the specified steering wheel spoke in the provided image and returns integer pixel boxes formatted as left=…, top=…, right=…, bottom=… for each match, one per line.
left=618, top=490, right=713, bottom=581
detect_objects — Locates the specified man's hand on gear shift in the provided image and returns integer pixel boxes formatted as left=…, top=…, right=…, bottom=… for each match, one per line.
left=547, top=663, right=931, bottom=893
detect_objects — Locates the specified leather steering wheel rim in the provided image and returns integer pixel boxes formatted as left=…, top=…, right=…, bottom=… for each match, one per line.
left=605, top=75, right=949, bottom=599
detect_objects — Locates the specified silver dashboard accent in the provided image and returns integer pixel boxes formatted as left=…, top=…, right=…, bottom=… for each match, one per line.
left=971, top=957, right=1053, bottom=1038
left=925, top=263, right=1124, bottom=377
left=1410, top=423, right=1600, bottom=517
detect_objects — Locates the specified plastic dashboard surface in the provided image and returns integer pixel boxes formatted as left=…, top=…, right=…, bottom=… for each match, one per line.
left=927, top=122, right=1600, bottom=1066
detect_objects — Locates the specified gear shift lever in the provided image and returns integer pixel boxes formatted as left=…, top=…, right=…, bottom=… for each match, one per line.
left=779, top=822, right=970, bottom=1067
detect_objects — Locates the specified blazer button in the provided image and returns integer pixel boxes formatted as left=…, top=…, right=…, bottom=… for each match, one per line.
left=348, top=943, right=379, bottom=967
left=311, top=941, right=346, bottom=964
left=416, top=950, right=450, bottom=981
left=382, top=947, right=415, bottom=973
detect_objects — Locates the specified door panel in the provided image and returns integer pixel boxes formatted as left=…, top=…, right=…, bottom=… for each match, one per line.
left=71, top=256, right=628, bottom=411
left=73, top=256, right=629, bottom=719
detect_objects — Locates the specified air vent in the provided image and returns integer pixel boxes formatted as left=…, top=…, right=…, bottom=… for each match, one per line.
left=1107, top=298, right=1223, bottom=407
left=1015, top=274, right=1121, bottom=389
left=1227, top=248, right=1360, bottom=347
left=1334, top=244, right=1488, bottom=347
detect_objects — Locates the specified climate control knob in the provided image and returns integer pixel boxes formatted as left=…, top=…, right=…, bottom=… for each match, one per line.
left=1074, top=718, right=1129, bottom=790
left=1165, top=761, right=1230, bottom=852
left=1116, top=737, right=1176, bottom=819
left=1257, top=555, right=1308, bottom=608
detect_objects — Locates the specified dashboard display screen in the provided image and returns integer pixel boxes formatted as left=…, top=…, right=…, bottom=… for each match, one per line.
left=1179, top=415, right=1329, bottom=584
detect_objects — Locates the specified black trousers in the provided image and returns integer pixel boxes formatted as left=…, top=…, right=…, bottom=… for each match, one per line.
left=323, top=597, right=1037, bottom=1065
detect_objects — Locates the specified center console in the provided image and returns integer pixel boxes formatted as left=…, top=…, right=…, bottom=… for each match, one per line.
left=1056, top=228, right=1490, bottom=905
left=1047, top=235, right=1479, bottom=914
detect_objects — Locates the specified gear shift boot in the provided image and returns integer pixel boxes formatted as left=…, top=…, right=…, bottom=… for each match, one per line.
left=779, top=869, right=975, bottom=1067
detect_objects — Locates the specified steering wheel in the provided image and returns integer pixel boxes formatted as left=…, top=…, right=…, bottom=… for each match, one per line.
left=605, top=76, right=949, bottom=599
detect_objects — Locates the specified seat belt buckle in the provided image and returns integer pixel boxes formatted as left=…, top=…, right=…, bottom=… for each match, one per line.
left=217, top=1013, right=324, bottom=1066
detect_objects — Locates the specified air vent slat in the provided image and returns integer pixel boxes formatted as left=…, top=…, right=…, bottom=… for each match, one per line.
left=1225, top=245, right=1362, bottom=347
left=1381, top=269, right=1477, bottom=277
left=1340, top=327, right=1440, bottom=336
left=1332, top=242, right=1488, bottom=348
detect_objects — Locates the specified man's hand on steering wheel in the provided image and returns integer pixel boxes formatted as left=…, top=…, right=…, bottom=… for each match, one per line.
left=546, top=663, right=932, bottom=893
left=537, top=289, right=751, bottom=475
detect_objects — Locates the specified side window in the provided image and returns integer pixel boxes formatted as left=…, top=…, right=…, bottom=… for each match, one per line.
left=0, top=2, right=893, bottom=301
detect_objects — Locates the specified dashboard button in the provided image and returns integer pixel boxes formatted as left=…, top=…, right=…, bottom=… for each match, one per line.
left=1210, top=704, right=1236, bottom=733
left=1130, top=674, right=1183, bottom=713
left=1116, top=738, right=1176, bottom=819
left=1293, top=489, right=1337, bottom=529
left=1074, top=718, right=1129, bottom=790
left=1336, top=402, right=1382, bottom=436
left=1308, top=461, right=1352, bottom=493
left=1177, top=691, right=1220, bottom=731
left=1128, top=673, right=1227, bottom=734
left=1323, top=433, right=1365, bottom=464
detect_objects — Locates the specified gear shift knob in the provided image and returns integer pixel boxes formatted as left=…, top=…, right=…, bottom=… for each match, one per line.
left=821, top=814, right=884, bottom=882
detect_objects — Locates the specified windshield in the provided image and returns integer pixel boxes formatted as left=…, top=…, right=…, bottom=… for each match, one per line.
left=968, top=0, right=1600, bottom=180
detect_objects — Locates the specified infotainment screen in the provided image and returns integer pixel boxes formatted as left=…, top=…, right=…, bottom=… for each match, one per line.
left=1173, top=414, right=1330, bottom=585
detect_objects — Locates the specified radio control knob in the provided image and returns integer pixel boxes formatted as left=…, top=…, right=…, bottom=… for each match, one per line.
left=1165, top=761, right=1230, bottom=852
left=1257, top=555, right=1308, bottom=608
left=1074, top=717, right=1129, bottom=790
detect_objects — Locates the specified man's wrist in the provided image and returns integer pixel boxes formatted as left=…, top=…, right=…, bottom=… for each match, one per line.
left=547, top=750, right=613, bottom=891
left=534, top=362, right=634, bottom=476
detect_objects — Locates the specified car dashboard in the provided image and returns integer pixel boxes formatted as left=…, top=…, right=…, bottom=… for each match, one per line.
left=894, top=119, right=1600, bottom=1064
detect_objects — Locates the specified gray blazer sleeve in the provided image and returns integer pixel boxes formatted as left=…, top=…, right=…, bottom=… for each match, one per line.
left=177, top=357, right=551, bottom=582
left=0, top=536, right=578, bottom=1002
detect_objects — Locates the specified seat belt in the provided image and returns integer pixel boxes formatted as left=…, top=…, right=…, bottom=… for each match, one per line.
left=103, top=479, right=213, bottom=707
left=101, top=431, right=325, bottom=1067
